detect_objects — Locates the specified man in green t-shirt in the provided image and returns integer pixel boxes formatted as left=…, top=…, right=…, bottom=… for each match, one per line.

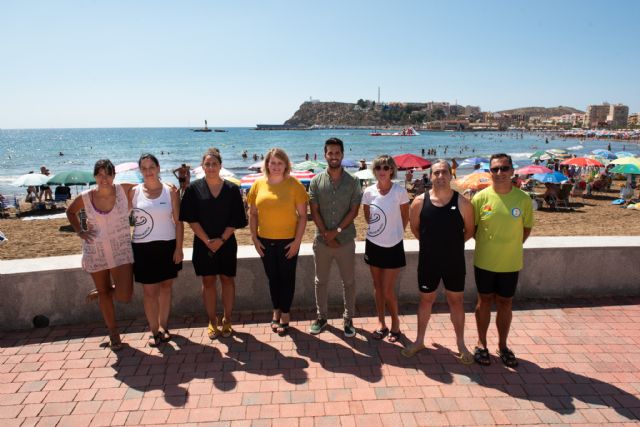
left=471, top=153, right=534, bottom=368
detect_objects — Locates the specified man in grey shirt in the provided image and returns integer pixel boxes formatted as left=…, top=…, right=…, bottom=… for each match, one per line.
left=309, top=138, right=362, bottom=337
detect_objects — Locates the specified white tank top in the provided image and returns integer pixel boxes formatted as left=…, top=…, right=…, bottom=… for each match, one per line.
left=131, top=184, right=176, bottom=243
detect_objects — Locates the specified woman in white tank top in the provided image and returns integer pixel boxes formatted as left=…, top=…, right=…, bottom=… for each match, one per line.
left=131, top=154, right=184, bottom=348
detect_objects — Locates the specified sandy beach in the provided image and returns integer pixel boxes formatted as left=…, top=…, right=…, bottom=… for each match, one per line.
left=2, top=183, right=639, bottom=260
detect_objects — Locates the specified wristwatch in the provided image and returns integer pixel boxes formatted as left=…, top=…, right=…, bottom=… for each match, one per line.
left=336, top=227, right=343, bottom=233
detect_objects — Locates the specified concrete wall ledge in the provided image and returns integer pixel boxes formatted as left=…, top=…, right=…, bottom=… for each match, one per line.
left=2, top=236, right=639, bottom=330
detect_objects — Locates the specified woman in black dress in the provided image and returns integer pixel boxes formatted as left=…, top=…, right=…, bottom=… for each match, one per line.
left=180, top=148, right=248, bottom=339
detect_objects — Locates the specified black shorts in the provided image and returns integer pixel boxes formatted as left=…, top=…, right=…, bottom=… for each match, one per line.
left=474, top=266, right=519, bottom=298
left=418, top=259, right=465, bottom=293
left=192, top=236, right=238, bottom=277
left=364, top=239, right=406, bottom=269
left=132, top=239, right=182, bottom=284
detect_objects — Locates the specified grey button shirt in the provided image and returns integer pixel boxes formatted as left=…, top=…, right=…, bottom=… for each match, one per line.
left=309, top=169, right=362, bottom=245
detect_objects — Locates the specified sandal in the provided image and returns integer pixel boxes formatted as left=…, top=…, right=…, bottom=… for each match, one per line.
left=277, top=323, right=289, bottom=336
left=388, top=330, right=402, bottom=343
left=221, top=318, right=233, bottom=338
left=109, top=333, right=123, bottom=352
left=400, top=343, right=425, bottom=358
left=372, top=327, right=389, bottom=340
left=207, top=320, right=221, bottom=340
left=159, top=328, right=171, bottom=343
left=474, top=346, right=491, bottom=366
left=457, top=351, right=475, bottom=365
left=270, top=320, right=280, bottom=333
left=497, top=347, right=519, bottom=368
left=148, top=332, right=162, bottom=348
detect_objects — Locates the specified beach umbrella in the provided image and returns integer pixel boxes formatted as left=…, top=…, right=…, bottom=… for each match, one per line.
left=393, top=153, right=432, bottom=170
left=460, top=157, right=489, bottom=166
left=610, top=157, right=640, bottom=166
left=192, top=166, right=236, bottom=179
left=47, top=170, right=96, bottom=185
left=560, top=157, right=604, bottom=168
left=515, top=165, right=553, bottom=175
left=225, top=176, right=241, bottom=186
left=614, top=151, right=636, bottom=158
left=114, top=170, right=143, bottom=184
left=531, top=172, right=569, bottom=184
left=591, top=149, right=616, bottom=159
left=454, top=172, right=492, bottom=191
left=240, top=170, right=316, bottom=189
left=11, top=173, right=50, bottom=187
left=546, top=149, right=568, bottom=155
left=341, top=159, right=359, bottom=168
left=354, top=169, right=375, bottom=180
left=248, top=161, right=263, bottom=171
left=115, top=162, right=139, bottom=173
left=610, top=163, right=640, bottom=175
left=292, top=160, right=326, bottom=171
left=529, top=150, right=546, bottom=159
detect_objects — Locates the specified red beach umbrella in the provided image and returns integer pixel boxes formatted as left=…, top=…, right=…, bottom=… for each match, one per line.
left=560, top=157, right=604, bottom=167
left=393, top=154, right=432, bottom=170
left=515, top=165, right=553, bottom=175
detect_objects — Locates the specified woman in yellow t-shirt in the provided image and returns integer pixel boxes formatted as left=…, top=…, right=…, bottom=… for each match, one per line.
left=247, top=148, right=309, bottom=336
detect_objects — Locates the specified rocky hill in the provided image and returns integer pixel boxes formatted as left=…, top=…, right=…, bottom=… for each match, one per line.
left=284, top=102, right=385, bottom=127
left=496, top=106, right=583, bottom=117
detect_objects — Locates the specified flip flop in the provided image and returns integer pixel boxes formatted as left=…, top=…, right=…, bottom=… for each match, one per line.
left=159, top=329, right=172, bottom=343
left=270, top=320, right=280, bottom=333
left=372, top=327, right=389, bottom=340
left=400, top=344, right=425, bottom=358
left=277, top=323, right=289, bottom=336
left=457, top=352, right=475, bottom=365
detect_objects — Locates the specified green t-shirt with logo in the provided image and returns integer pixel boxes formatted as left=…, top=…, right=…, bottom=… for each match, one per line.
left=471, top=186, right=534, bottom=272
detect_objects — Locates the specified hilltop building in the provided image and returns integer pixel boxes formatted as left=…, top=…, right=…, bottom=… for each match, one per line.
left=584, top=103, right=629, bottom=128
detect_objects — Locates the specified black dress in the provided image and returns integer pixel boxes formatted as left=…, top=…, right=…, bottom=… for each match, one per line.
left=179, top=178, right=248, bottom=276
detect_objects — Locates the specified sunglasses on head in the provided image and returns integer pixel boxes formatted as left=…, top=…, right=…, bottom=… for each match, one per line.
left=374, top=165, right=391, bottom=171
left=490, top=166, right=511, bottom=173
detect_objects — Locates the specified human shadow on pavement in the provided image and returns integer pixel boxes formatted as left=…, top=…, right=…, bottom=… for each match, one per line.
left=289, top=324, right=389, bottom=383
left=391, top=342, right=639, bottom=422
left=111, top=331, right=308, bottom=407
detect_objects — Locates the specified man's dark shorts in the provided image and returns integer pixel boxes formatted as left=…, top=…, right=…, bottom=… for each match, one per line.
left=418, top=268, right=465, bottom=294
left=474, top=266, right=519, bottom=298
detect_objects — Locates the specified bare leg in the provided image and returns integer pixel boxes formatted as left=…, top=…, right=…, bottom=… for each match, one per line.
left=369, top=266, right=386, bottom=330
left=403, top=292, right=435, bottom=355
left=382, top=268, right=401, bottom=333
left=158, top=280, right=173, bottom=332
left=475, top=293, right=494, bottom=349
left=90, top=270, right=117, bottom=332
left=110, top=263, right=133, bottom=303
left=219, top=275, right=236, bottom=322
left=446, top=290, right=471, bottom=358
left=142, top=284, right=160, bottom=334
left=202, top=275, right=218, bottom=324
left=495, top=295, right=513, bottom=350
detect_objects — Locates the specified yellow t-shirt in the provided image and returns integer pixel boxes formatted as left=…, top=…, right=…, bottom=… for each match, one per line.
left=471, top=186, right=534, bottom=272
left=247, top=176, right=309, bottom=239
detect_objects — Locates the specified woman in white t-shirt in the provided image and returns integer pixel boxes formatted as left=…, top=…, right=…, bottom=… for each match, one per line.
left=361, top=155, right=410, bottom=343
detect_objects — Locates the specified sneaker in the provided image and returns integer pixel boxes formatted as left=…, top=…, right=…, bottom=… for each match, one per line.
left=310, top=318, right=327, bottom=335
left=343, top=318, right=356, bottom=338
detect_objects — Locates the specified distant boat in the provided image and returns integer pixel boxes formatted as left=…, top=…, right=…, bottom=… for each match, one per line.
left=370, top=127, right=420, bottom=137
left=214, top=129, right=227, bottom=133
left=193, top=120, right=212, bottom=132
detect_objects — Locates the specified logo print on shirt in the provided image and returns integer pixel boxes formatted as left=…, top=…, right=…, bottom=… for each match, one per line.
left=511, top=207, right=522, bottom=218
left=131, top=208, right=154, bottom=240
left=367, top=203, right=387, bottom=237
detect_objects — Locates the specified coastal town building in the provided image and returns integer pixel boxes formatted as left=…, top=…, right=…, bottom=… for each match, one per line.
left=584, top=103, right=629, bottom=128
left=629, top=113, right=638, bottom=126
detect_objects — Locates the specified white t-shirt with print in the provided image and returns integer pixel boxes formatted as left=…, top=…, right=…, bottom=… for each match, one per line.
left=362, top=182, right=410, bottom=247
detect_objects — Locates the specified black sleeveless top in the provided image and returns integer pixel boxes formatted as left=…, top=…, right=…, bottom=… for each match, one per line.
left=419, top=190, right=465, bottom=265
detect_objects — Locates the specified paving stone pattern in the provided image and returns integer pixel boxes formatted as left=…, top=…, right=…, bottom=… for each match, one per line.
left=1, top=298, right=639, bottom=426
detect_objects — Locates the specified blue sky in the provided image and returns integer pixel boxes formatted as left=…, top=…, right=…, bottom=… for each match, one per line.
left=2, top=0, right=639, bottom=128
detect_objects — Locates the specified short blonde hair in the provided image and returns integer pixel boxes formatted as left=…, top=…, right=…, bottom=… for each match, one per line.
left=371, top=154, right=398, bottom=179
left=263, top=148, right=291, bottom=177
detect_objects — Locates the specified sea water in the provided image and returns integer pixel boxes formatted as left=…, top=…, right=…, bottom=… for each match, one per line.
left=0, top=127, right=636, bottom=196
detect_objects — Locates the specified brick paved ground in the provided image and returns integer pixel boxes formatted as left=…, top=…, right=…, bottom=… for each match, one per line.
left=1, top=298, right=639, bottom=426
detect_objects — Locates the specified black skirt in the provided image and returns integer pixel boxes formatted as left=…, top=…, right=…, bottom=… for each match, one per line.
left=192, top=236, right=239, bottom=277
left=364, top=239, right=406, bottom=269
left=132, top=240, right=182, bottom=284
